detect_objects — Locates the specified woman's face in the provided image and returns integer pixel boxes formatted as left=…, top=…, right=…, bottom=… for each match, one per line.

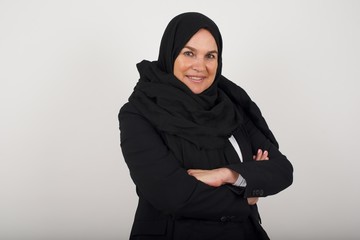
left=173, top=29, right=218, bottom=94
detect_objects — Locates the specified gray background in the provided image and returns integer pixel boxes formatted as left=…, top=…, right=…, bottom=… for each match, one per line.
left=1, top=0, right=359, bottom=239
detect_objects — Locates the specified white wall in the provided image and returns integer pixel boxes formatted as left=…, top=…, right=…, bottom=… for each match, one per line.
left=1, top=1, right=359, bottom=239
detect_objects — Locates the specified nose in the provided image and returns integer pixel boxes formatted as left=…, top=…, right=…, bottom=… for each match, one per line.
left=192, top=57, right=206, bottom=72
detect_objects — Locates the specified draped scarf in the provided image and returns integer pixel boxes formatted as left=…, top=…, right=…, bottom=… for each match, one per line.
left=129, top=12, right=278, bottom=158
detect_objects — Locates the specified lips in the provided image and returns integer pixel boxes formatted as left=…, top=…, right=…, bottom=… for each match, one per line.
left=186, top=75, right=206, bottom=83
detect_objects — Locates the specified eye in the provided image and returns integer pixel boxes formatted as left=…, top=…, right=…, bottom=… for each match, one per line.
left=206, top=53, right=217, bottom=59
left=183, top=51, right=194, bottom=57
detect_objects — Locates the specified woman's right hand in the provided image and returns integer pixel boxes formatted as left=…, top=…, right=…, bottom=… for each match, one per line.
left=247, top=149, right=269, bottom=205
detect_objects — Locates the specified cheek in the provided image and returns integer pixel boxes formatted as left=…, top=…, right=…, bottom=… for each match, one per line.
left=174, top=58, right=189, bottom=77
left=208, top=63, right=218, bottom=76
left=179, top=60, right=192, bottom=72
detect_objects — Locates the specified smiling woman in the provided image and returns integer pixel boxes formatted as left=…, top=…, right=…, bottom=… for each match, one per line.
left=173, top=29, right=218, bottom=94
left=118, top=12, right=293, bottom=240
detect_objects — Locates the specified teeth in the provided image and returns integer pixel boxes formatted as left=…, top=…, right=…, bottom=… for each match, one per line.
left=188, top=76, right=203, bottom=81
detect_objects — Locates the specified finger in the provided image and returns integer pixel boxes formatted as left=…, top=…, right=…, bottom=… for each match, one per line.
left=254, top=149, right=259, bottom=160
left=188, top=169, right=207, bottom=176
left=255, top=149, right=263, bottom=160
left=247, top=197, right=259, bottom=205
left=261, top=150, right=269, bottom=160
left=188, top=171, right=202, bottom=178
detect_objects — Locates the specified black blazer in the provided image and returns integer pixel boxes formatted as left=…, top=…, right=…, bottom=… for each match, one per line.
left=119, top=102, right=293, bottom=240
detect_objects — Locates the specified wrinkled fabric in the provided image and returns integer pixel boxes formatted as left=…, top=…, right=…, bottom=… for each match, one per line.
left=131, top=60, right=241, bottom=149
left=124, top=12, right=277, bottom=239
left=129, top=12, right=277, bottom=149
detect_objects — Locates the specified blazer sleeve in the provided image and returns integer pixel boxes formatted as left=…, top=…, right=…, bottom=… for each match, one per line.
left=119, top=102, right=251, bottom=221
left=227, top=116, right=293, bottom=198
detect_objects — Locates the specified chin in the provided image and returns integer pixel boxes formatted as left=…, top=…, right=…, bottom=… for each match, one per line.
left=189, top=86, right=206, bottom=94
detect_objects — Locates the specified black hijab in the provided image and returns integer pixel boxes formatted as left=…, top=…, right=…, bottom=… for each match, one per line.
left=129, top=12, right=278, bottom=150
left=157, top=12, right=223, bottom=79
left=130, top=12, right=241, bottom=149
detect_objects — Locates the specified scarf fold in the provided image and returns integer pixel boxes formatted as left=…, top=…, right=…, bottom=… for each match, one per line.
left=129, top=60, right=278, bottom=150
left=218, top=77, right=279, bottom=148
left=128, top=12, right=278, bottom=151
left=130, top=60, right=242, bottom=149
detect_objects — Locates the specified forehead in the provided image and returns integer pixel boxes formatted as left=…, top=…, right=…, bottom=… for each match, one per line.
left=184, top=29, right=218, bottom=50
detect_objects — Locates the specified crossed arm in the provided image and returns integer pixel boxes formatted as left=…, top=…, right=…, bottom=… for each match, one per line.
left=187, top=149, right=269, bottom=205
left=120, top=103, right=292, bottom=219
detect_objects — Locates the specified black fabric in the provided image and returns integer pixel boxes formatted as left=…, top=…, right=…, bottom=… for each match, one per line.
left=218, top=77, right=279, bottom=148
left=131, top=60, right=241, bottom=149
left=129, top=12, right=278, bottom=150
left=121, top=12, right=292, bottom=240
left=119, top=101, right=293, bottom=239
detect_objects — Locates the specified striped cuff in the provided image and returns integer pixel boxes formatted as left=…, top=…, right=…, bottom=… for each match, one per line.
left=233, top=175, right=247, bottom=187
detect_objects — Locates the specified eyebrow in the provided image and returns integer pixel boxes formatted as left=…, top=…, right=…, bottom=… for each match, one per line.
left=183, top=46, right=218, bottom=54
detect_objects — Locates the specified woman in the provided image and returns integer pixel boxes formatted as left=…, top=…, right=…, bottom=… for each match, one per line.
left=119, top=12, right=293, bottom=240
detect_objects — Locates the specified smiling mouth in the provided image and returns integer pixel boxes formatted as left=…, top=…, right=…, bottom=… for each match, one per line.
left=186, top=75, right=206, bottom=83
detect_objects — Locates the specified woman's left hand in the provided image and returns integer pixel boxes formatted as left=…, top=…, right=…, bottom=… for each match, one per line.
left=187, top=168, right=239, bottom=187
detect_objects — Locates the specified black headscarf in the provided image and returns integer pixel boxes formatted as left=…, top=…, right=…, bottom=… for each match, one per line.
left=157, top=12, right=223, bottom=79
left=130, top=12, right=241, bottom=149
left=129, top=12, right=278, bottom=150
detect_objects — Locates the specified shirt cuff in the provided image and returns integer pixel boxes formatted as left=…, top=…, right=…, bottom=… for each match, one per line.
left=233, top=174, right=247, bottom=187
